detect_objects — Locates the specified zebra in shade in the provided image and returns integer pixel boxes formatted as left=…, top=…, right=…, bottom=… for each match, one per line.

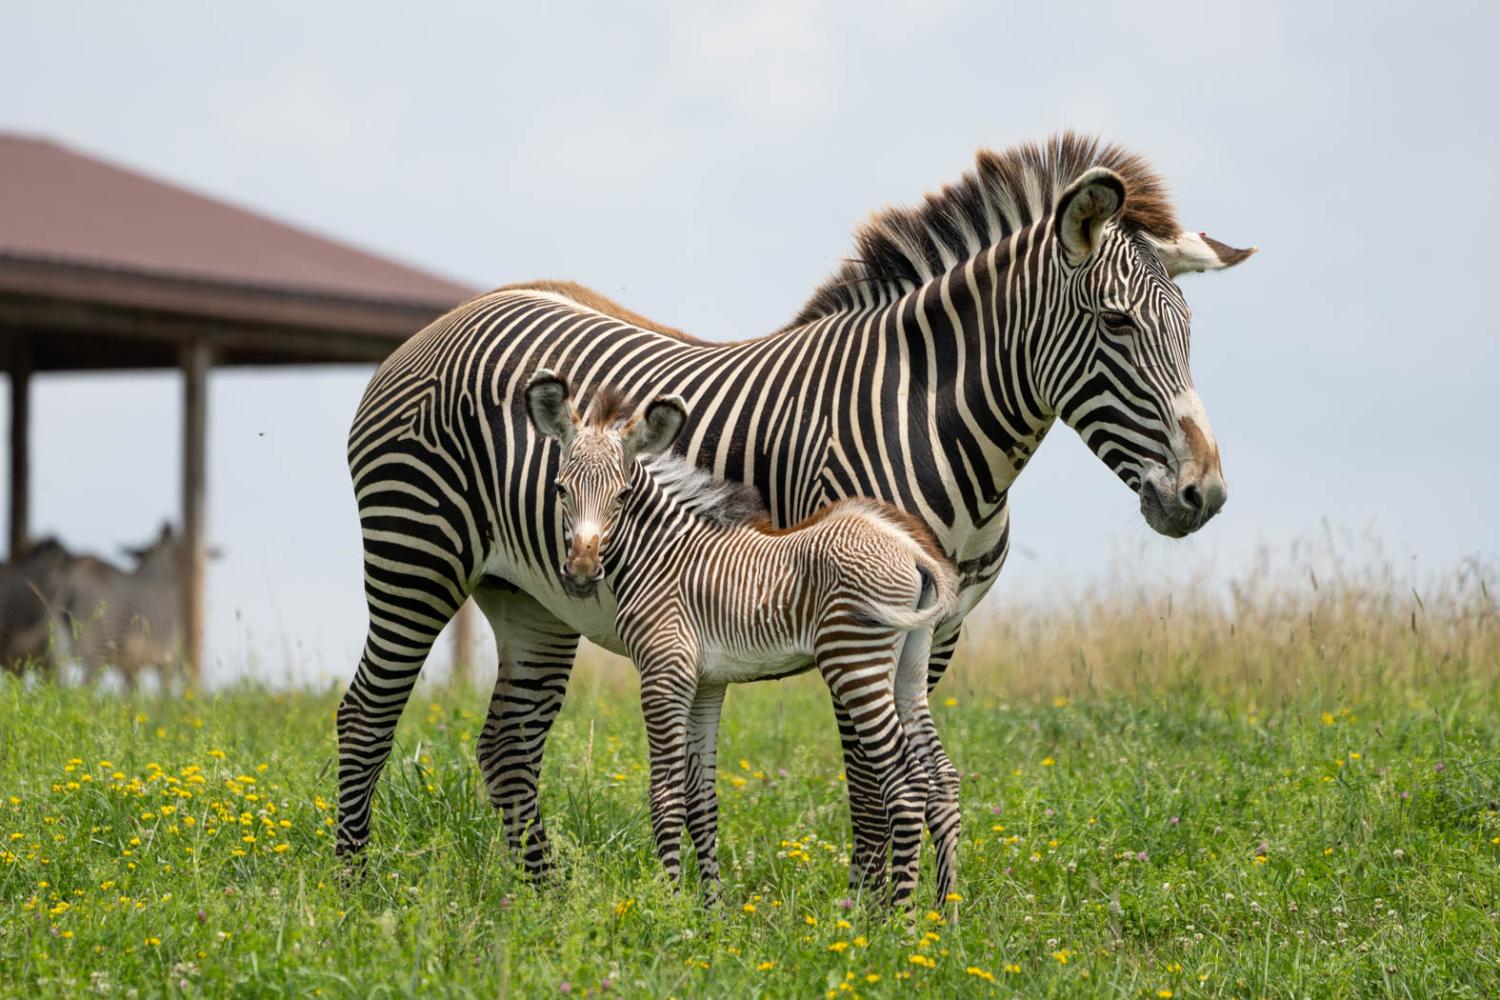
left=524, top=371, right=960, bottom=905
left=337, top=133, right=1256, bottom=883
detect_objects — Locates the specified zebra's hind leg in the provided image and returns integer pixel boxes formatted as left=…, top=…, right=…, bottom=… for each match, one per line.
left=832, top=696, right=890, bottom=896
left=337, top=593, right=461, bottom=860
left=684, top=682, right=727, bottom=904
left=471, top=583, right=580, bottom=880
left=817, top=628, right=927, bottom=909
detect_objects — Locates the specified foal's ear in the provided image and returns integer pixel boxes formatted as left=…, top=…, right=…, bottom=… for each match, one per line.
left=525, top=369, right=578, bottom=444
left=624, top=394, right=687, bottom=458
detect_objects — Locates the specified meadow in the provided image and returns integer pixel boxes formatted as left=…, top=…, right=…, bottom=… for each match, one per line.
left=2, top=545, right=1497, bottom=998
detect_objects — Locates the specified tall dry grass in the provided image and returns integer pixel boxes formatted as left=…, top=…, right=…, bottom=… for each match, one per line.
left=952, top=534, right=1498, bottom=705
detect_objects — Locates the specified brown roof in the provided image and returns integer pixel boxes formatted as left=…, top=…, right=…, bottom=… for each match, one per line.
left=0, top=134, right=477, bottom=369
left=0, top=134, right=473, bottom=306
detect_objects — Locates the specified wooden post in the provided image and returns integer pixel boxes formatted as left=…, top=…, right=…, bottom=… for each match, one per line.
left=451, top=599, right=476, bottom=687
left=8, top=340, right=31, bottom=560
left=181, top=339, right=210, bottom=684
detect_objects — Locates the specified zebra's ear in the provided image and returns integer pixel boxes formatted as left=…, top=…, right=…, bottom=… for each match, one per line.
left=525, top=369, right=578, bottom=445
left=1152, top=231, right=1258, bottom=277
left=624, top=394, right=687, bottom=459
left=1055, top=167, right=1127, bottom=265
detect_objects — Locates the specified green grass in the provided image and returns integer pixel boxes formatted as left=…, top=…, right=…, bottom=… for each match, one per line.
left=2, top=560, right=1499, bottom=997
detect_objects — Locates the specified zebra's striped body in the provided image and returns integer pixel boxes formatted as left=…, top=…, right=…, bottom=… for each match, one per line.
left=337, top=134, right=1255, bottom=881
left=526, top=372, right=962, bottom=904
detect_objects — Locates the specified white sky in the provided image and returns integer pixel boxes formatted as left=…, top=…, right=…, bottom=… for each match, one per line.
left=3, top=1, right=1496, bottom=685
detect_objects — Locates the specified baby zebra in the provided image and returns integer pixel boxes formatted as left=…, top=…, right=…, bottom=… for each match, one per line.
left=526, top=371, right=962, bottom=907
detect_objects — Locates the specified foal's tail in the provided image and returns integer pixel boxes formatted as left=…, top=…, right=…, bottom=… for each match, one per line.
left=874, top=548, right=961, bottom=634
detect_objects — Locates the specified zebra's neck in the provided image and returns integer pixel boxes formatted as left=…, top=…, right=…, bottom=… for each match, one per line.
left=803, top=225, right=1061, bottom=537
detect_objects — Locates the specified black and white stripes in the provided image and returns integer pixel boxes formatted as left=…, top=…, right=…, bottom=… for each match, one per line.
left=334, top=135, right=1254, bottom=893
left=527, top=371, right=961, bottom=905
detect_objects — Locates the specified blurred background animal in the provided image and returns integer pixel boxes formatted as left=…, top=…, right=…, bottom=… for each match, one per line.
left=63, top=523, right=193, bottom=688
left=0, top=537, right=76, bottom=676
left=0, top=523, right=209, bottom=687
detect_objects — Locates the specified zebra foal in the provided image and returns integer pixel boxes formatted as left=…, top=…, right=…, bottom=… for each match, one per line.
left=526, top=371, right=962, bottom=906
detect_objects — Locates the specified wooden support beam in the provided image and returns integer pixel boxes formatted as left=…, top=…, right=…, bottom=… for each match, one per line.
left=181, top=339, right=210, bottom=684
left=8, top=339, right=31, bottom=559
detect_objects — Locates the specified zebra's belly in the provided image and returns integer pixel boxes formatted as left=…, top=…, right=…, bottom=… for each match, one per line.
left=699, top=644, right=815, bottom=685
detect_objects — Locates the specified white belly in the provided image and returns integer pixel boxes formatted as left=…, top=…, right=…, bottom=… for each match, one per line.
left=480, top=558, right=817, bottom=680
left=698, top=644, right=814, bottom=685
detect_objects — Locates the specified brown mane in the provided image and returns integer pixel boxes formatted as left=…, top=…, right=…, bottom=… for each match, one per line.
left=792, top=132, right=1181, bottom=326
left=497, top=279, right=705, bottom=344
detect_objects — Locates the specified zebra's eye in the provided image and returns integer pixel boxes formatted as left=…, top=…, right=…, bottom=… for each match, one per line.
left=554, top=480, right=569, bottom=499
left=1100, top=310, right=1133, bottom=330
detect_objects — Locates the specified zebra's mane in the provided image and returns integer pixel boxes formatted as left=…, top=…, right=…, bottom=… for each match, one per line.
left=640, top=454, right=768, bottom=528
left=792, top=132, right=1181, bottom=326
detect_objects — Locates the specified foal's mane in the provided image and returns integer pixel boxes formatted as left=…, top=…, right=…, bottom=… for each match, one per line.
left=640, top=454, right=768, bottom=529
left=792, top=131, right=1181, bottom=326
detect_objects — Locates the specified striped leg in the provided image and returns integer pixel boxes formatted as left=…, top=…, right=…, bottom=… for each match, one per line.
left=900, top=627, right=962, bottom=906
left=923, top=625, right=962, bottom=697
left=817, top=625, right=928, bottom=908
left=684, top=682, right=727, bottom=902
left=636, top=648, right=700, bottom=886
left=471, top=584, right=579, bottom=878
left=905, top=707, right=960, bottom=904
left=337, top=593, right=459, bottom=858
left=832, top=697, right=891, bottom=894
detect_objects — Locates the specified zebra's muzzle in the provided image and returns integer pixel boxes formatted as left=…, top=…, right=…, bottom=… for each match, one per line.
left=1139, top=463, right=1226, bottom=538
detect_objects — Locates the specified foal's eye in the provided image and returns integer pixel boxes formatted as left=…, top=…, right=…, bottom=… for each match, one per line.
left=554, top=480, right=569, bottom=498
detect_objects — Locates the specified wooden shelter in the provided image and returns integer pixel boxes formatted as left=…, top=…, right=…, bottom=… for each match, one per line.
left=0, top=134, right=475, bottom=679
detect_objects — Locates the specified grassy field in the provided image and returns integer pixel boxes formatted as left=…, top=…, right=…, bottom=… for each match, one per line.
left=2, top=553, right=1498, bottom=998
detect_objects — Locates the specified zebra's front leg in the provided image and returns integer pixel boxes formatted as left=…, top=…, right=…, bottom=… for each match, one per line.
left=636, top=651, right=699, bottom=886
left=684, top=682, right=727, bottom=903
left=903, top=707, right=961, bottom=906
left=900, top=627, right=962, bottom=906
left=471, top=585, right=580, bottom=879
left=832, top=696, right=890, bottom=895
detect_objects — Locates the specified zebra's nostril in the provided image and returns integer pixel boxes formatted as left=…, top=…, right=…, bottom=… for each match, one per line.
left=1181, top=483, right=1204, bottom=512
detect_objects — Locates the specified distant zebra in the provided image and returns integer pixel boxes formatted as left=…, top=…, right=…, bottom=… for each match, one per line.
left=338, top=133, right=1256, bottom=881
left=525, top=371, right=960, bottom=904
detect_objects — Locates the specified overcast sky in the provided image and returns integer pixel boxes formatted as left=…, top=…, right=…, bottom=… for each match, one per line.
left=3, top=1, right=1496, bottom=685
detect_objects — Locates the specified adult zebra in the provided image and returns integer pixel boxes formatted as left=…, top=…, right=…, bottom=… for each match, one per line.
left=339, top=133, right=1255, bottom=878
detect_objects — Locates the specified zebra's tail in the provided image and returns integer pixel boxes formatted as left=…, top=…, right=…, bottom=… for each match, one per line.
left=870, top=550, right=960, bottom=634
